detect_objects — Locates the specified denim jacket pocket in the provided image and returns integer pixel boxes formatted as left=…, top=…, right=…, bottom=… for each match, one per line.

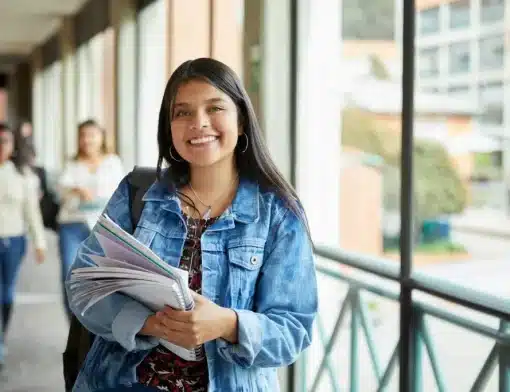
left=227, top=238, right=265, bottom=309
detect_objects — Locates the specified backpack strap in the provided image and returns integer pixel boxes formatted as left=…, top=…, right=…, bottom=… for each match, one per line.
left=127, top=166, right=158, bottom=231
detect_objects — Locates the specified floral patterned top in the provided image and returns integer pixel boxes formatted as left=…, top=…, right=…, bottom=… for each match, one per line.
left=137, top=215, right=218, bottom=391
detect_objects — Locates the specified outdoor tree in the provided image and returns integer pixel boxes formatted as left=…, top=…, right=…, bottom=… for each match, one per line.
left=342, top=107, right=467, bottom=242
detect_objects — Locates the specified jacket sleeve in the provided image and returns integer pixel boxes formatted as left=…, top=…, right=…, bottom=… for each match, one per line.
left=65, top=176, right=159, bottom=352
left=22, top=172, right=47, bottom=250
left=216, top=208, right=318, bottom=368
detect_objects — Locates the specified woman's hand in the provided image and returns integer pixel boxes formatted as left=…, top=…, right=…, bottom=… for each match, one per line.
left=35, top=248, right=45, bottom=264
left=139, top=292, right=238, bottom=349
left=71, top=187, right=94, bottom=202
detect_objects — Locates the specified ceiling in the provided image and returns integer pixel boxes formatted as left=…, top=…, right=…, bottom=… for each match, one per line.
left=0, top=0, right=88, bottom=71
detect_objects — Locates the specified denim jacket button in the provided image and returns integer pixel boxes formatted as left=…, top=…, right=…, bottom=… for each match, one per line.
left=250, top=256, right=258, bottom=265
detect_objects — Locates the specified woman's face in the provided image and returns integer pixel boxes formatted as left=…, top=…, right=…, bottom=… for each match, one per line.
left=78, top=125, right=104, bottom=157
left=21, top=122, right=33, bottom=138
left=0, top=130, right=14, bottom=163
left=170, top=79, right=241, bottom=168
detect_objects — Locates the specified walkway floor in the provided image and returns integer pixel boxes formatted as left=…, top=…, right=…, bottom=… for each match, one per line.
left=0, top=231, right=68, bottom=392
left=451, top=207, right=510, bottom=238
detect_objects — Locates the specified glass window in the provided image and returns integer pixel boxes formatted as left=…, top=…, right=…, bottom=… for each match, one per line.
left=479, top=35, right=504, bottom=70
left=419, top=47, right=440, bottom=77
left=288, top=0, right=510, bottom=390
left=449, top=41, right=471, bottom=74
left=76, top=43, right=92, bottom=122
left=76, top=32, right=107, bottom=125
left=448, top=84, right=470, bottom=94
left=480, top=0, right=504, bottom=23
left=422, top=86, right=441, bottom=93
left=419, top=7, right=440, bottom=35
left=136, top=0, right=167, bottom=167
left=479, top=82, right=504, bottom=125
left=449, top=0, right=470, bottom=29
left=32, top=72, right=44, bottom=165
left=42, top=62, right=63, bottom=171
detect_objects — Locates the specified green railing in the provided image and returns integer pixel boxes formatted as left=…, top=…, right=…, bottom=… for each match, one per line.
left=296, top=245, right=510, bottom=392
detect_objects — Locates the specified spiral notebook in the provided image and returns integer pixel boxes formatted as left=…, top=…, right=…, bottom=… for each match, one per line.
left=68, top=213, right=204, bottom=361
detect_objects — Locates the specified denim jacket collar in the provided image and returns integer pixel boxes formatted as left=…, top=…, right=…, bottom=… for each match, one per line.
left=142, top=175, right=259, bottom=224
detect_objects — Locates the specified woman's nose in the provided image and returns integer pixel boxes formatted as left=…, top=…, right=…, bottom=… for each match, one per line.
left=190, top=111, right=210, bottom=130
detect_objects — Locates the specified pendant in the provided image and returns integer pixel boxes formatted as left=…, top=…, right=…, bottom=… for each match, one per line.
left=203, top=206, right=212, bottom=221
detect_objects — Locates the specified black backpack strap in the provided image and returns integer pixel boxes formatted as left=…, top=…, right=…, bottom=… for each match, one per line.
left=127, top=166, right=158, bottom=230
left=63, top=166, right=158, bottom=392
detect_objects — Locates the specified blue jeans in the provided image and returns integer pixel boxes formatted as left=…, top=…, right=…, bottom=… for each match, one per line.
left=0, top=235, right=26, bottom=360
left=58, top=223, right=90, bottom=320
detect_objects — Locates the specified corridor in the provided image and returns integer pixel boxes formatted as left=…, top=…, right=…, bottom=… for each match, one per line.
left=1, top=232, right=68, bottom=392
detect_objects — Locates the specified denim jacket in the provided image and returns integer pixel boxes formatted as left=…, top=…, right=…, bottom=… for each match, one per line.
left=66, top=174, right=318, bottom=392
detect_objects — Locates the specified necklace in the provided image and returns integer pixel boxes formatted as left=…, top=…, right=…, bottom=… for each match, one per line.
left=188, top=176, right=238, bottom=220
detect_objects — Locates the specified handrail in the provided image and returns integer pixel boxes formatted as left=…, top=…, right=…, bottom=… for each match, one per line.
left=314, top=244, right=400, bottom=280
left=316, top=263, right=509, bottom=344
left=314, top=244, right=510, bottom=321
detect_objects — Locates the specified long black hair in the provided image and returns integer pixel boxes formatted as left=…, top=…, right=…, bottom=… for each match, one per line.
left=0, top=122, right=23, bottom=174
left=12, top=119, right=36, bottom=170
left=156, top=58, right=310, bottom=235
left=74, top=119, right=109, bottom=160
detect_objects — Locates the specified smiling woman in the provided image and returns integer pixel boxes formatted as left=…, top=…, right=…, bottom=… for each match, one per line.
left=65, top=58, right=317, bottom=392
left=170, top=80, right=241, bottom=169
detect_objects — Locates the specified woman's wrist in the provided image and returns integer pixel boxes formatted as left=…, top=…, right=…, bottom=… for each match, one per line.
left=219, top=308, right=238, bottom=343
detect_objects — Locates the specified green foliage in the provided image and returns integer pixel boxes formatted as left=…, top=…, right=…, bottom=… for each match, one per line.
left=342, top=0, right=395, bottom=40
left=385, top=240, right=467, bottom=254
left=341, top=108, right=396, bottom=161
left=413, top=140, right=467, bottom=219
left=342, top=108, right=467, bottom=223
left=370, top=55, right=391, bottom=80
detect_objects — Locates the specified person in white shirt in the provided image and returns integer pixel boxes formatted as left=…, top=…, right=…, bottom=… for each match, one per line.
left=57, top=119, right=124, bottom=320
left=0, top=122, right=46, bottom=369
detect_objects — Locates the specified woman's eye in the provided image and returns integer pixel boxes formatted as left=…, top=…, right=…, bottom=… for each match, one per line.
left=174, top=110, right=190, bottom=118
left=208, top=106, right=223, bottom=113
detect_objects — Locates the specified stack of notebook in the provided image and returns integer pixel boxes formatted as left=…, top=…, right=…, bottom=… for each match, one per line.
left=68, top=213, right=202, bottom=361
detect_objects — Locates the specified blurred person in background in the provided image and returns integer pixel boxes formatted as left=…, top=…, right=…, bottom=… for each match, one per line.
left=57, top=119, right=124, bottom=320
left=0, top=122, right=46, bottom=370
left=11, top=120, right=38, bottom=192
left=12, top=120, right=60, bottom=232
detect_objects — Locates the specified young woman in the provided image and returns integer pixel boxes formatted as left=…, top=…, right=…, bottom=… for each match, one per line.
left=66, top=58, right=317, bottom=392
left=12, top=121, right=60, bottom=231
left=0, top=123, right=46, bottom=369
left=58, top=120, right=124, bottom=319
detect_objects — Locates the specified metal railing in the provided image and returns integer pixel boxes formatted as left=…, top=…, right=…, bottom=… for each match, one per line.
left=295, top=246, right=510, bottom=392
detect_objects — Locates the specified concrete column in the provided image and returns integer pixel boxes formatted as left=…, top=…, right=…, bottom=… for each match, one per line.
left=30, top=47, right=45, bottom=165
left=295, top=0, right=342, bottom=245
left=166, top=0, right=211, bottom=75
left=10, top=62, right=32, bottom=124
left=6, top=73, right=16, bottom=124
left=102, top=26, right=117, bottom=153
left=242, top=0, right=263, bottom=117
left=210, top=0, right=243, bottom=76
left=136, top=0, right=167, bottom=166
left=110, top=0, right=137, bottom=169
left=0, top=85, right=6, bottom=122
left=259, top=0, right=292, bottom=181
left=60, top=17, right=77, bottom=161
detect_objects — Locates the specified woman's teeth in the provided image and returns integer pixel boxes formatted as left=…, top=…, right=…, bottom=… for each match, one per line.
left=189, top=136, right=218, bottom=145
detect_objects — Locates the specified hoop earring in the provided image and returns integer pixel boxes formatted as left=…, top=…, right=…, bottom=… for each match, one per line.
left=169, top=146, right=183, bottom=162
left=238, top=133, right=249, bottom=154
